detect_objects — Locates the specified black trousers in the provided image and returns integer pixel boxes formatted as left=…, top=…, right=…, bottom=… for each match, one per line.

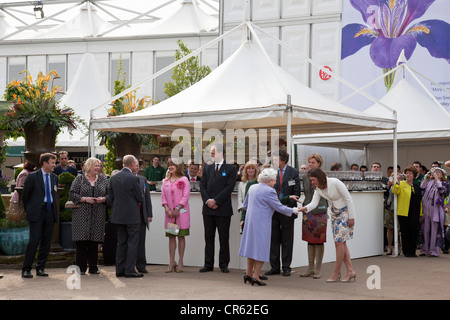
left=136, top=222, right=147, bottom=272
left=203, top=215, right=231, bottom=269
left=22, top=206, right=54, bottom=272
left=398, top=215, right=419, bottom=256
left=76, top=240, right=99, bottom=273
left=269, top=212, right=295, bottom=272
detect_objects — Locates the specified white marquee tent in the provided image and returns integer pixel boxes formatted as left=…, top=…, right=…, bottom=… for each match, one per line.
left=90, top=23, right=397, bottom=159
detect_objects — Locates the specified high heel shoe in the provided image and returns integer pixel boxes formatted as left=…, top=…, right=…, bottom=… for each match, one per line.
left=165, top=263, right=177, bottom=273
left=244, top=275, right=252, bottom=284
left=250, top=277, right=267, bottom=286
left=326, top=273, right=341, bottom=283
left=341, top=272, right=356, bottom=283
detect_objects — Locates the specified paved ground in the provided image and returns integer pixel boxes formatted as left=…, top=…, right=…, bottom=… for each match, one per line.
left=1, top=252, right=449, bottom=301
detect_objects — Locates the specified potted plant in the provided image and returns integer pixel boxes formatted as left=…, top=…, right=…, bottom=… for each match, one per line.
left=1, top=71, right=85, bottom=166
left=0, top=174, right=11, bottom=194
left=99, top=58, right=156, bottom=173
left=0, top=196, right=29, bottom=255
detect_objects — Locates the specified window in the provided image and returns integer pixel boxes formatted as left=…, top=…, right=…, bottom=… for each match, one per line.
left=47, top=55, right=67, bottom=92
left=154, top=55, right=174, bottom=102
left=7, top=57, right=26, bottom=83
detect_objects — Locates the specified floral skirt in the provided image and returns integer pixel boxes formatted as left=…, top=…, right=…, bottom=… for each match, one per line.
left=302, top=211, right=327, bottom=244
left=330, top=206, right=353, bottom=243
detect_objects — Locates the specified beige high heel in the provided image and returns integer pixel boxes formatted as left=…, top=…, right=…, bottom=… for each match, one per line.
left=341, top=272, right=357, bottom=283
left=326, top=273, right=341, bottom=283
left=165, top=263, right=177, bottom=273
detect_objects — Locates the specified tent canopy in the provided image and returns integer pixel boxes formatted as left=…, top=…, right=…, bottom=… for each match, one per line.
left=294, top=77, right=450, bottom=148
left=90, top=39, right=397, bottom=137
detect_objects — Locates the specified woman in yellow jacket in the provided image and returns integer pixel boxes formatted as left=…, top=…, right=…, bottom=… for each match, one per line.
left=392, top=166, right=423, bottom=257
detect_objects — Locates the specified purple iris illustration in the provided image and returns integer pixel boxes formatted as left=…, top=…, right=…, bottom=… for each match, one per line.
left=341, top=0, right=450, bottom=90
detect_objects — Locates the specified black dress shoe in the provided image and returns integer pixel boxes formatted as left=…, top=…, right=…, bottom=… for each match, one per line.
left=250, top=278, right=267, bottom=286
left=116, top=273, right=125, bottom=278
left=264, top=269, right=280, bottom=276
left=22, top=271, right=33, bottom=278
left=199, top=267, right=213, bottom=273
left=125, top=272, right=143, bottom=278
left=137, top=269, right=148, bottom=273
left=282, top=269, right=291, bottom=277
left=89, top=270, right=100, bottom=275
left=259, top=275, right=268, bottom=281
left=221, top=267, right=229, bottom=273
left=0, top=275, right=3, bottom=279
left=36, top=270, right=48, bottom=277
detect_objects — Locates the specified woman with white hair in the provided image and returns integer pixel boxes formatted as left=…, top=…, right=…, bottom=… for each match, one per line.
left=239, top=168, right=299, bottom=286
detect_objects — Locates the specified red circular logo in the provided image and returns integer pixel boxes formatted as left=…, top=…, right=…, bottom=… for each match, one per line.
left=319, top=66, right=332, bottom=81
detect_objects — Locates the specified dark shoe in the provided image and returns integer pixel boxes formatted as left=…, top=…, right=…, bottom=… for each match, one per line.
left=244, top=275, right=252, bottom=284
left=199, top=267, right=213, bottom=273
left=221, top=267, right=229, bottom=273
left=89, top=270, right=100, bottom=275
left=264, top=269, right=280, bottom=276
left=124, top=272, right=143, bottom=278
left=116, top=273, right=125, bottom=278
left=250, top=278, right=267, bottom=286
left=137, top=269, right=148, bottom=273
left=36, top=270, right=48, bottom=277
left=0, top=275, right=3, bottom=279
left=22, top=271, right=33, bottom=278
left=259, top=275, right=268, bottom=281
left=282, top=269, right=291, bottom=277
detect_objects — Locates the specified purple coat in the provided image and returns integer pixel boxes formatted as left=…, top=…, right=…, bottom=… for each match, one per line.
left=239, top=183, right=294, bottom=262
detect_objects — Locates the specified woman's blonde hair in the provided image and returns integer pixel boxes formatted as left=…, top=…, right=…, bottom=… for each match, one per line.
left=307, top=153, right=323, bottom=167
left=241, top=162, right=260, bottom=182
left=165, top=158, right=184, bottom=179
left=83, top=157, right=101, bottom=174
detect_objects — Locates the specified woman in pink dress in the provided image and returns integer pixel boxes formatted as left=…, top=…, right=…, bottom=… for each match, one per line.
left=161, top=159, right=191, bottom=273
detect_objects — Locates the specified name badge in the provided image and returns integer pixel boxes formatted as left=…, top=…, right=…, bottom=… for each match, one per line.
left=54, top=185, right=58, bottom=192
left=288, top=180, right=296, bottom=186
left=222, top=171, right=226, bottom=177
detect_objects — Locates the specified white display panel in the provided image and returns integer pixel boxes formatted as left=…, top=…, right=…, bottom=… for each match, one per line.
left=252, top=0, right=280, bottom=20
left=312, top=0, right=342, bottom=15
left=281, top=24, right=310, bottom=85
left=282, top=0, right=310, bottom=18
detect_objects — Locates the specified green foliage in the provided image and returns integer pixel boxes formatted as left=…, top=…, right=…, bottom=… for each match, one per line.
left=0, top=218, right=28, bottom=229
left=60, top=208, right=72, bottom=222
left=0, top=195, right=5, bottom=220
left=0, top=71, right=86, bottom=135
left=59, top=172, right=75, bottom=185
left=164, top=40, right=212, bottom=98
left=14, top=167, right=23, bottom=180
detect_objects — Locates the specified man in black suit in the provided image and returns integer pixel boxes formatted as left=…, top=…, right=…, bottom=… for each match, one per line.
left=185, top=160, right=201, bottom=182
left=22, top=153, right=59, bottom=278
left=131, top=160, right=153, bottom=274
left=53, top=151, right=78, bottom=176
left=200, top=144, right=237, bottom=273
left=266, top=150, right=300, bottom=277
left=110, top=155, right=145, bottom=278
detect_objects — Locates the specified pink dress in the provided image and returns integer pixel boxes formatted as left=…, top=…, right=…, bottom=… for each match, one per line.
left=161, top=176, right=191, bottom=235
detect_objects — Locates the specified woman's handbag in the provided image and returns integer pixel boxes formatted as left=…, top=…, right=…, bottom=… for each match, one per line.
left=65, top=201, right=80, bottom=209
left=166, top=216, right=180, bottom=236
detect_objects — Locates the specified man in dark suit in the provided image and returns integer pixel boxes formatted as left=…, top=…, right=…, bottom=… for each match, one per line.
left=200, top=144, right=237, bottom=273
left=53, top=151, right=78, bottom=176
left=185, top=160, right=201, bottom=181
left=110, top=155, right=145, bottom=278
left=131, top=160, right=153, bottom=274
left=266, top=150, right=300, bottom=277
left=22, top=153, right=59, bottom=278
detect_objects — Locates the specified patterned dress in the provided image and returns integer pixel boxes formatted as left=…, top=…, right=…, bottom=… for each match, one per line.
left=69, top=174, right=110, bottom=243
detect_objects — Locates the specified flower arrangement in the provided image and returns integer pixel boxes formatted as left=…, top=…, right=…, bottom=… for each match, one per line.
left=176, top=179, right=186, bottom=190
left=1, top=71, right=84, bottom=134
left=0, top=174, right=11, bottom=188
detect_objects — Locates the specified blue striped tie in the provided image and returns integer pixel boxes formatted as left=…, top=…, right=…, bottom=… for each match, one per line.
left=45, top=173, right=52, bottom=211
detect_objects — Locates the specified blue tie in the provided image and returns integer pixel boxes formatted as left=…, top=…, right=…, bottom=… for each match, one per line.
left=45, top=173, right=52, bottom=211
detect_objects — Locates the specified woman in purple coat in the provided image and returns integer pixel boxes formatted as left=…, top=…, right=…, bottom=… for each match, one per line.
left=239, top=168, right=299, bottom=286
left=420, top=167, right=448, bottom=257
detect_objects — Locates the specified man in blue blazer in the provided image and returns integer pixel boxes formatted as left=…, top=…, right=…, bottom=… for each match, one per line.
left=200, top=144, right=237, bottom=273
left=22, top=153, right=59, bottom=278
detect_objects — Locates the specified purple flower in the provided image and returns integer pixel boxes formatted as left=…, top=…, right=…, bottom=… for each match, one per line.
left=342, top=0, right=450, bottom=69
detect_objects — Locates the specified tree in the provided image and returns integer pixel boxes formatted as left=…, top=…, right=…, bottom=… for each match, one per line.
left=164, top=40, right=211, bottom=98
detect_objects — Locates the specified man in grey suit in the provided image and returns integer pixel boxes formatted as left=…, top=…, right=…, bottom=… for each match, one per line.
left=266, top=150, right=300, bottom=277
left=200, top=144, right=237, bottom=273
left=131, top=160, right=153, bottom=273
left=110, top=155, right=145, bottom=278
left=22, top=153, right=59, bottom=278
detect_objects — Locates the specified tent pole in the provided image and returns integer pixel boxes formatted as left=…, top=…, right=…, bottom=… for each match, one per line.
left=286, top=95, right=292, bottom=166
left=393, top=114, right=398, bottom=257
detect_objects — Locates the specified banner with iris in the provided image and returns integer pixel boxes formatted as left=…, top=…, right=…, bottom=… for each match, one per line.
left=341, top=0, right=450, bottom=92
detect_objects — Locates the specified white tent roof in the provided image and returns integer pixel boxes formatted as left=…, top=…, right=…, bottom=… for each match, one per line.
left=58, top=53, right=111, bottom=146
left=37, top=4, right=114, bottom=39
left=90, top=40, right=396, bottom=136
left=138, top=0, right=218, bottom=35
left=294, top=77, right=450, bottom=147
left=0, top=12, right=16, bottom=38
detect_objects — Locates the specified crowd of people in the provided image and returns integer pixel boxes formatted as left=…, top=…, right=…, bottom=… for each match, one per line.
left=2, top=148, right=448, bottom=287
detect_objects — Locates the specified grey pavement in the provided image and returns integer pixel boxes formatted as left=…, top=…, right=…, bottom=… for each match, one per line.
left=1, top=252, right=449, bottom=300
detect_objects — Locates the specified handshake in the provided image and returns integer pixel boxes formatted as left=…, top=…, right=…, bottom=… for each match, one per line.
left=289, top=195, right=305, bottom=215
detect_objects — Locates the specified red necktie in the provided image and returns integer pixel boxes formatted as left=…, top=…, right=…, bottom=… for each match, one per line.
left=215, top=164, right=219, bottom=176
